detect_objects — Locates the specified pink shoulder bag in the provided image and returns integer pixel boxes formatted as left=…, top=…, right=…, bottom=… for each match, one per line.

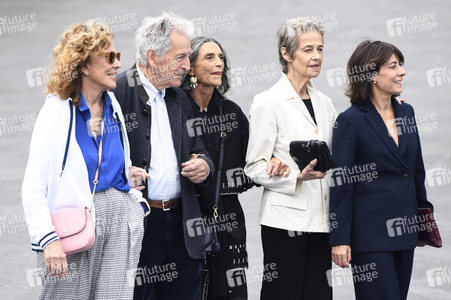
left=50, top=102, right=103, bottom=255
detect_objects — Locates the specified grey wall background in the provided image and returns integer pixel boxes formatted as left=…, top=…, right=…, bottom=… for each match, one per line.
left=0, top=0, right=450, bottom=299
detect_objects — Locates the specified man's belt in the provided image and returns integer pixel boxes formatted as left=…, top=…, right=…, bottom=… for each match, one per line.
left=147, top=198, right=181, bottom=211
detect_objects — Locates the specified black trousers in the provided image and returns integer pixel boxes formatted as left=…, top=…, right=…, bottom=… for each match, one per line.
left=133, top=207, right=202, bottom=300
left=260, top=226, right=332, bottom=300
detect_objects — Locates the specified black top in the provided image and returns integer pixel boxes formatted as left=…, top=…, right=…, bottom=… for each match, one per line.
left=302, top=98, right=317, bottom=125
left=186, top=89, right=250, bottom=278
left=187, top=89, right=254, bottom=202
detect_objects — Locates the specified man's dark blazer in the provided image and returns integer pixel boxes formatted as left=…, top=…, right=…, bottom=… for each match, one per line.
left=329, top=97, right=433, bottom=254
left=113, top=65, right=214, bottom=260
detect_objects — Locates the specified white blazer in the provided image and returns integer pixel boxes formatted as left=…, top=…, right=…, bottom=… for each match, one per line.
left=245, top=73, right=337, bottom=232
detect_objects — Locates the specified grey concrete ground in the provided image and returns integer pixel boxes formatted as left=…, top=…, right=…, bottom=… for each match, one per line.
left=0, top=0, right=450, bottom=299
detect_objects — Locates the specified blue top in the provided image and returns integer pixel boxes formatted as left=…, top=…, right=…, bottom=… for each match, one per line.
left=75, top=92, right=130, bottom=193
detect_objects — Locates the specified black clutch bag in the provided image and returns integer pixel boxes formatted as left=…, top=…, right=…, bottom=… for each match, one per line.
left=289, top=140, right=335, bottom=173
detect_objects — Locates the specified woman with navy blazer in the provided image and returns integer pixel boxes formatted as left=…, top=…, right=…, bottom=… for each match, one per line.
left=329, top=40, right=434, bottom=300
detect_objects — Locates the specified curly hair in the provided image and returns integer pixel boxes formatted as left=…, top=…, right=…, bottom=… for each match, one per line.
left=46, top=23, right=114, bottom=106
left=345, top=40, right=404, bottom=105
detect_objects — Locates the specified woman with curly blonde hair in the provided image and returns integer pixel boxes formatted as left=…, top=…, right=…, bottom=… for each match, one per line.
left=22, top=22, right=149, bottom=299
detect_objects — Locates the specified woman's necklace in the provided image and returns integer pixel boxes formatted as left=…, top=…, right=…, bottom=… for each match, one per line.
left=90, top=100, right=103, bottom=135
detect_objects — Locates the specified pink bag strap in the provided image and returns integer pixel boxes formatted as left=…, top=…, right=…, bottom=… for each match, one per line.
left=89, top=119, right=104, bottom=211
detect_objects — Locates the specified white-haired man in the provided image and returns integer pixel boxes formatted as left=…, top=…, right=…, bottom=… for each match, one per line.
left=114, top=12, right=213, bottom=300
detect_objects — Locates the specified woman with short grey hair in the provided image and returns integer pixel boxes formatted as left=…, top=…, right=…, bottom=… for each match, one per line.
left=245, top=17, right=337, bottom=299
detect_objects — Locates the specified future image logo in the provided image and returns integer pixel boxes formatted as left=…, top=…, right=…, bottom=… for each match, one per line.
left=312, top=12, right=339, bottom=33
left=186, top=113, right=239, bottom=137
left=426, top=67, right=451, bottom=87
left=426, top=167, right=451, bottom=187
left=226, top=268, right=246, bottom=287
left=230, top=63, right=279, bottom=87
left=126, top=69, right=142, bottom=87
left=186, top=118, right=205, bottom=137
left=326, top=263, right=378, bottom=287
left=386, top=214, right=436, bottom=238
left=26, top=268, right=42, bottom=287
left=26, top=67, right=45, bottom=87
left=326, top=67, right=346, bottom=87
left=426, top=266, right=451, bottom=287
left=329, top=163, right=378, bottom=187
left=0, top=13, right=38, bottom=36
left=226, top=263, right=278, bottom=288
left=386, top=13, right=438, bottom=37
left=191, top=13, right=238, bottom=36
left=226, top=167, right=252, bottom=188
left=130, top=263, right=179, bottom=287
left=26, top=63, right=78, bottom=88
left=386, top=218, right=406, bottom=237
left=87, top=13, right=138, bottom=33
left=0, top=113, right=37, bottom=136
left=186, top=217, right=206, bottom=237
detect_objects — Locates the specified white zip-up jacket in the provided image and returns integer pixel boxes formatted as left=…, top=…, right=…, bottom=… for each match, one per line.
left=22, top=92, right=141, bottom=251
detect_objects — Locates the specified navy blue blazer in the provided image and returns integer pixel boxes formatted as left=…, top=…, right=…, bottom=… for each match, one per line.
left=329, top=97, right=433, bottom=254
left=113, top=65, right=214, bottom=260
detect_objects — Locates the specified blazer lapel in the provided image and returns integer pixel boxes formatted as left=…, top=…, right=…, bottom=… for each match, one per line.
left=307, top=81, right=325, bottom=140
left=361, top=101, right=408, bottom=169
left=278, top=74, right=318, bottom=133
left=129, top=64, right=149, bottom=104
left=164, top=88, right=181, bottom=164
left=392, top=99, right=409, bottom=158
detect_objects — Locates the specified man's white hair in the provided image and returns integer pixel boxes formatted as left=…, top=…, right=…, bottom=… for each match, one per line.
left=135, top=12, right=194, bottom=65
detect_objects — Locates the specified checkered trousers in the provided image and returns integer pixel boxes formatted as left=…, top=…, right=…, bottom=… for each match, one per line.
left=36, top=188, right=144, bottom=300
